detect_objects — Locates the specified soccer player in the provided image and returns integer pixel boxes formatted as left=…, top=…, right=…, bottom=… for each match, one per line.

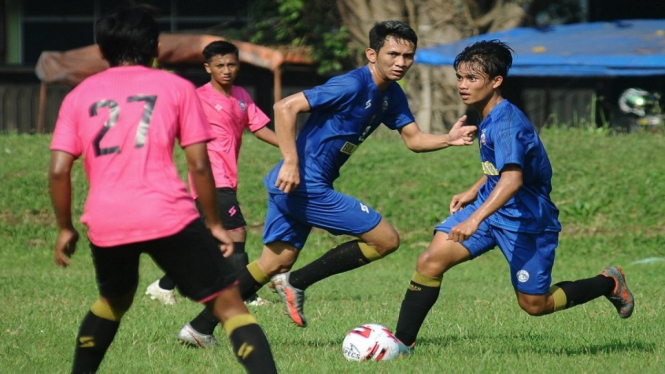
left=144, top=40, right=278, bottom=347
left=48, top=6, right=277, bottom=373
left=229, top=20, right=477, bottom=330
left=393, top=40, right=635, bottom=354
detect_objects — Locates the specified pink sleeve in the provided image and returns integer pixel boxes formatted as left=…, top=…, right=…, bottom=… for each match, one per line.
left=179, top=82, right=213, bottom=147
left=50, top=94, right=82, bottom=157
left=238, top=88, right=270, bottom=132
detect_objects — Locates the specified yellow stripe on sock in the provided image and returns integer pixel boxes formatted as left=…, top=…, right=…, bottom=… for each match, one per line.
left=91, top=299, right=125, bottom=321
left=412, top=271, right=443, bottom=287
left=247, top=261, right=270, bottom=284
left=359, top=242, right=381, bottom=262
left=223, top=314, right=258, bottom=336
left=549, top=285, right=568, bottom=312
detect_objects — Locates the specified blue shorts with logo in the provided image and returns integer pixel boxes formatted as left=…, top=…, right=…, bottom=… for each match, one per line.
left=435, top=204, right=559, bottom=294
left=263, top=187, right=382, bottom=250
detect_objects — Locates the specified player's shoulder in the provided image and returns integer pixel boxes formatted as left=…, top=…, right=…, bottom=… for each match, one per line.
left=325, top=67, right=366, bottom=88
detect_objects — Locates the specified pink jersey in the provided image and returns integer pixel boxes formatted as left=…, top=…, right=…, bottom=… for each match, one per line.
left=189, top=83, right=270, bottom=197
left=51, top=66, right=213, bottom=247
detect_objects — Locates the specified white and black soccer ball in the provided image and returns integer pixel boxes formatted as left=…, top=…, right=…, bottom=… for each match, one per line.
left=342, top=323, right=400, bottom=362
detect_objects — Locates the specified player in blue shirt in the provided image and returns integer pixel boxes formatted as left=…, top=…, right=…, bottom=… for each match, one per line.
left=229, top=20, right=477, bottom=329
left=393, top=40, right=635, bottom=354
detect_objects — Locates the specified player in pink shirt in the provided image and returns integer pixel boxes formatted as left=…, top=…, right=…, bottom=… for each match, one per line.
left=145, top=40, right=278, bottom=346
left=48, top=7, right=277, bottom=373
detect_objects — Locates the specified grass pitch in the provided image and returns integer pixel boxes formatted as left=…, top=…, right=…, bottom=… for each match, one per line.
left=0, top=127, right=663, bottom=373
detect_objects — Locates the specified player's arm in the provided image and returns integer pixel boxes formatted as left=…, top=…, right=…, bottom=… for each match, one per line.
left=449, top=165, right=522, bottom=242
left=272, top=92, right=310, bottom=193
left=398, top=115, right=476, bottom=152
left=253, top=126, right=279, bottom=147
left=49, top=150, right=79, bottom=267
left=450, top=175, right=487, bottom=213
left=183, top=142, right=234, bottom=256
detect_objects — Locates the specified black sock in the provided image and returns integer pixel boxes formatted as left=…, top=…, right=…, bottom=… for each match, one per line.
left=395, top=279, right=441, bottom=347
left=158, top=275, right=176, bottom=290
left=71, top=311, right=120, bottom=374
left=289, top=240, right=370, bottom=290
left=555, top=275, right=615, bottom=308
left=237, top=265, right=265, bottom=301
left=227, top=248, right=260, bottom=301
left=228, top=322, right=278, bottom=374
left=189, top=307, right=219, bottom=335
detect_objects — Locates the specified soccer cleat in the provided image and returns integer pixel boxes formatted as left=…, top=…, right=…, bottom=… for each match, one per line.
left=245, top=295, right=271, bottom=306
left=271, top=273, right=307, bottom=327
left=599, top=266, right=634, bottom=318
left=177, top=323, right=218, bottom=348
left=397, top=340, right=415, bottom=357
left=145, top=280, right=176, bottom=305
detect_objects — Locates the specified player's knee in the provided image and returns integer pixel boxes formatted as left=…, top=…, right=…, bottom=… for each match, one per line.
left=517, top=296, right=550, bottom=316
left=374, top=233, right=400, bottom=256
left=415, top=250, right=452, bottom=275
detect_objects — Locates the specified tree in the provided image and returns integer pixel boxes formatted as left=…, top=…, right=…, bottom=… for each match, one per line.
left=246, top=0, right=355, bottom=75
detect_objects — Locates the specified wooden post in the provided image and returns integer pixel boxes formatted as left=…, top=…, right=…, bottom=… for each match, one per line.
left=37, top=82, right=47, bottom=133
left=273, top=66, right=282, bottom=104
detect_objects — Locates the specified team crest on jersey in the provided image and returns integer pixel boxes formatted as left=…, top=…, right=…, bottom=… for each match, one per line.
left=382, top=96, right=389, bottom=111
left=516, top=270, right=530, bottom=283
left=239, top=100, right=246, bottom=112
left=480, top=130, right=486, bottom=145
left=340, top=141, right=359, bottom=155
left=365, top=99, right=372, bottom=109
left=215, top=104, right=223, bottom=111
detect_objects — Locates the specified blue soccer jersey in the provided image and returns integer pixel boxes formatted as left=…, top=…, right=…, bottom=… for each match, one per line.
left=476, top=100, right=561, bottom=234
left=265, top=65, right=415, bottom=191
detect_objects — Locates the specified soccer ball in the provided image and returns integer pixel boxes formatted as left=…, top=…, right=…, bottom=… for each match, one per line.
left=342, top=324, right=400, bottom=362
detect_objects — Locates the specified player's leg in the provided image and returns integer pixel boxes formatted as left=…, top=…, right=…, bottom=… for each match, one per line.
left=213, top=188, right=268, bottom=304
left=151, top=219, right=277, bottom=372
left=208, top=286, right=277, bottom=374
left=394, top=205, right=494, bottom=350
left=270, top=189, right=389, bottom=326
left=498, top=229, right=632, bottom=317
left=283, top=190, right=391, bottom=291
left=394, top=232, right=473, bottom=350
left=72, top=243, right=141, bottom=374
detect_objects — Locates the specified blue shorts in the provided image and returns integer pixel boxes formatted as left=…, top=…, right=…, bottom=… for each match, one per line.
left=263, top=187, right=382, bottom=249
left=435, top=204, right=559, bottom=294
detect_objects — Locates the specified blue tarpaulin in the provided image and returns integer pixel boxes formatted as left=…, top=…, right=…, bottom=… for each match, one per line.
left=416, top=19, right=665, bottom=77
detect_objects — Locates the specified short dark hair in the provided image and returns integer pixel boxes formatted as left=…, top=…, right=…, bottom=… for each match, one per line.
left=202, top=40, right=239, bottom=62
left=453, top=39, right=514, bottom=79
left=95, top=5, right=160, bottom=67
left=369, top=20, right=418, bottom=52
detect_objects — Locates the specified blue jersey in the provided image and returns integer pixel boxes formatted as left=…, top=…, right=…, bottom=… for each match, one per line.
left=266, top=66, right=415, bottom=191
left=477, top=100, right=561, bottom=234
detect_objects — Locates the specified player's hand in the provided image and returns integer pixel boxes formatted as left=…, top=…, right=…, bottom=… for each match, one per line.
left=54, top=228, right=79, bottom=267
left=275, top=161, right=300, bottom=193
left=210, top=225, right=234, bottom=258
left=449, top=190, right=477, bottom=214
left=448, top=219, right=479, bottom=243
left=448, top=115, right=477, bottom=146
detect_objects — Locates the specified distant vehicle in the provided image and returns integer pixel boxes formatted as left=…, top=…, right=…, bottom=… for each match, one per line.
left=616, top=88, right=664, bottom=132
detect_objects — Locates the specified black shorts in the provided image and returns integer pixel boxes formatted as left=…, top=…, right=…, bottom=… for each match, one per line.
left=90, top=218, right=236, bottom=302
left=196, top=187, right=247, bottom=231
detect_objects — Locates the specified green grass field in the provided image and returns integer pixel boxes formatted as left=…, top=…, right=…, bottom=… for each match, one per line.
left=0, top=127, right=664, bottom=373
